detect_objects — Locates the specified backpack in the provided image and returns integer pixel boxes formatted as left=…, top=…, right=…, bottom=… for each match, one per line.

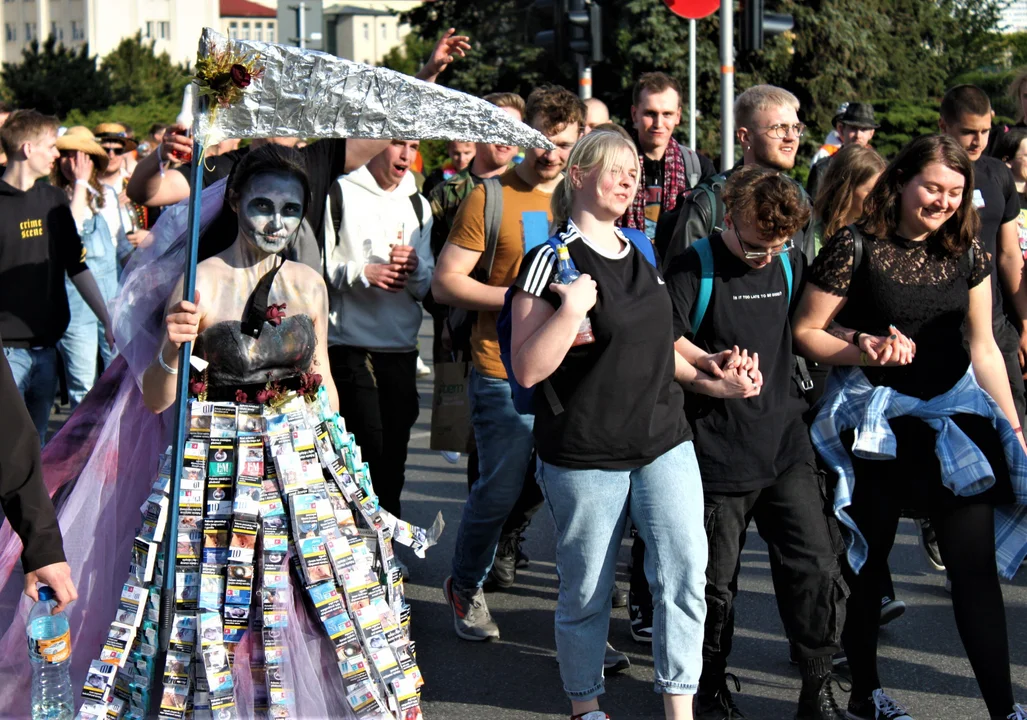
left=687, top=235, right=814, bottom=395
left=497, top=228, right=658, bottom=415
left=680, top=143, right=702, bottom=190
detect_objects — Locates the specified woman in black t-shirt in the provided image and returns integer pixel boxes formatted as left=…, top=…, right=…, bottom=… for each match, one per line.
left=794, top=135, right=1027, bottom=720
left=510, top=130, right=758, bottom=720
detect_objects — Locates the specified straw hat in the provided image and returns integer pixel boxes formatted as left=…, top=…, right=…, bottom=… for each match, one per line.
left=56, top=126, right=109, bottom=172
left=93, top=122, right=138, bottom=152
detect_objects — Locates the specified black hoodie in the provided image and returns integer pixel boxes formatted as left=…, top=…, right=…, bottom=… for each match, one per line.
left=0, top=179, right=86, bottom=348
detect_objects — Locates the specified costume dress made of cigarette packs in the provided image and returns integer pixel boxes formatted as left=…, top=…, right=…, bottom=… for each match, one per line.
left=0, top=179, right=438, bottom=720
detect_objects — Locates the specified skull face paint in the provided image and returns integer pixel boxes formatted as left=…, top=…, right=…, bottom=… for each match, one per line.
left=236, top=172, right=305, bottom=254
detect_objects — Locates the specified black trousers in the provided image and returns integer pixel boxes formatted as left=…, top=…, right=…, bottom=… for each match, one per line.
left=840, top=416, right=1014, bottom=718
left=995, top=317, right=1027, bottom=426
left=467, top=444, right=544, bottom=536
left=697, top=460, right=847, bottom=689
left=328, top=345, right=420, bottom=518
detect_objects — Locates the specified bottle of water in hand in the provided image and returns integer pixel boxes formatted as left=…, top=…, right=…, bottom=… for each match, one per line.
left=555, top=244, right=595, bottom=346
left=27, top=586, right=73, bottom=720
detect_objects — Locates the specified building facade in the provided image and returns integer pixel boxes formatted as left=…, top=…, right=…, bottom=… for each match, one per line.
left=222, top=0, right=277, bottom=43
left=0, top=0, right=221, bottom=65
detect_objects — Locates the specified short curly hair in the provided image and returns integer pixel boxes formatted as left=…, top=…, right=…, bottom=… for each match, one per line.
left=525, top=84, right=586, bottom=135
left=722, top=165, right=810, bottom=239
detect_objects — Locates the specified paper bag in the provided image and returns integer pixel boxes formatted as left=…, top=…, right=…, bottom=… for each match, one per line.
left=430, top=362, right=471, bottom=453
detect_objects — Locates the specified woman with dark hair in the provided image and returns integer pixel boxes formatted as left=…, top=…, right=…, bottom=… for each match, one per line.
left=142, top=143, right=338, bottom=411
left=992, top=127, right=1027, bottom=259
left=812, top=144, right=886, bottom=254
left=793, top=135, right=1027, bottom=720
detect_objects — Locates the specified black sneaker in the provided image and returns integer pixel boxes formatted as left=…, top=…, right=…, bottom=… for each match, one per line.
left=917, top=519, right=945, bottom=571
left=696, top=674, right=747, bottom=720
left=484, top=533, right=518, bottom=590
left=846, top=688, right=913, bottom=720
left=628, top=589, right=653, bottom=643
left=879, top=596, right=906, bottom=626
left=797, top=673, right=849, bottom=720
left=603, top=642, right=630, bottom=673
left=515, top=538, right=530, bottom=569
left=443, top=576, right=500, bottom=642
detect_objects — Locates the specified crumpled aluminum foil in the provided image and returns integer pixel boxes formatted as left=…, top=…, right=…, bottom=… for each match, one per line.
left=194, top=28, right=554, bottom=151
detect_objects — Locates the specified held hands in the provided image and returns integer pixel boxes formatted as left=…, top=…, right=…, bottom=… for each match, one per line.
left=389, top=244, right=419, bottom=274
left=364, top=263, right=408, bottom=293
left=166, top=290, right=202, bottom=351
left=701, top=346, right=762, bottom=399
left=550, top=274, right=598, bottom=319
left=857, top=325, right=916, bottom=367
left=24, top=562, right=77, bottom=614
left=70, top=151, right=93, bottom=182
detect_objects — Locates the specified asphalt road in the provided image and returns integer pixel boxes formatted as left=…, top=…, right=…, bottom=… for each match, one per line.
left=397, top=320, right=1027, bottom=720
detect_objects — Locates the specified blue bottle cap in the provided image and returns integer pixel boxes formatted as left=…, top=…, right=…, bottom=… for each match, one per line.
left=37, top=586, right=54, bottom=602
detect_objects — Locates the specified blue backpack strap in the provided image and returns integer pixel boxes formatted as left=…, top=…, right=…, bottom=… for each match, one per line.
left=779, top=251, right=793, bottom=305
left=620, top=227, right=657, bottom=267
left=688, top=237, right=715, bottom=334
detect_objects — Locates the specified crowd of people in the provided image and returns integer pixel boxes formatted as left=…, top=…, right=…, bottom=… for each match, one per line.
left=0, top=26, right=1025, bottom=720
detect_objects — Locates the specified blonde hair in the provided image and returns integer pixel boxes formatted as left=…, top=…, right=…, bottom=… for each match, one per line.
left=734, top=84, right=800, bottom=130
left=551, top=129, right=640, bottom=231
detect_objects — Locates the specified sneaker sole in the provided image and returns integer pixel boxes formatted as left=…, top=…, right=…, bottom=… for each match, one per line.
left=443, top=578, right=500, bottom=642
left=919, top=534, right=946, bottom=572
left=604, top=657, right=630, bottom=673
left=879, top=602, right=906, bottom=627
left=629, top=628, right=653, bottom=644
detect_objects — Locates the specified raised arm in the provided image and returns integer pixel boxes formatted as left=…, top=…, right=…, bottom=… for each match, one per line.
left=126, top=127, right=193, bottom=207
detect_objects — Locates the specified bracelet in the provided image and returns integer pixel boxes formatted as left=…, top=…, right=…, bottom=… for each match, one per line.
left=1014, top=426, right=1023, bottom=435
left=852, top=331, right=863, bottom=347
left=859, top=350, right=869, bottom=366
left=157, top=348, right=178, bottom=375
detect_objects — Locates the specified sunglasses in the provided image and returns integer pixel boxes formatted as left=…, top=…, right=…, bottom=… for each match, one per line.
left=101, top=144, right=128, bottom=156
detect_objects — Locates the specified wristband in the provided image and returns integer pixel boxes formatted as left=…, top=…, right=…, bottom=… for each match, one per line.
left=157, top=348, right=178, bottom=375
left=852, top=331, right=863, bottom=347
left=1014, top=426, right=1023, bottom=435
left=859, top=350, right=869, bottom=367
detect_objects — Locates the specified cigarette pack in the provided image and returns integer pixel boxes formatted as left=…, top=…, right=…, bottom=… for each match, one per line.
left=314, top=498, right=338, bottom=538
left=199, top=564, right=225, bottom=611
left=174, top=571, right=199, bottom=609
left=343, top=680, right=386, bottom=719
left=290, top=493, right=318, bottom=537
left=99, top=623, right=136, bottom=668
left=82, top=659, right=118, bottom=703
left=307, top=581, right=344, bottom=621
left=296, top=535, right=332, bottom=585
left=273, top=452, right=304, bottom=496
left=76, top=702, right=109, bottom=720
left=201, top=528, right=229, bottom=566
left=260, top=478, right=285, bottom=518
left=113, top=583, right=147, bottom=628
left=224, top=563, right=253, bottom=606
left=262, top=518, right=288, bottom=569
left=233, top=476, right=262, bottom=517
left=228, top=514, right=258, bottom=565
left=323, top=612, right=361, bottom=663
left=205, top=484, right=233, bottom=524
left=237, top=403, right=264, bottom=436
left=368, top=644, right=404, bottom=685
left=324, top=537, right=356, bottom=582
left=210, top=404, right=238, bottom=440
left=223, top=602, right=250, bottom=644
left=340, top=565, right=378, bottom=610
left=161, top=650, right=192, bottom=687
left=188, top=402, right=213, bottom=439
left=207, top=441, right=235, bottom=480
left=391, top=675, right=419, bottom=713
left=175, top=529, right=202, bottom=569
left=157, top=683, right=190, bottom=720
left=265, top=418, right=292, bottom=458
left=313, top=422, right=334, bottom=463
left=353, top=602, right=384, bottom=638
left=105, top=696, right=127, bottom=720
left=237, top=438, right=265, bottom=478
left=168, top=614, right=197, bottom=654
left=183, top=440, right=208, bottom=475
left=138, top=493, right=169, bottom=543
left=130, top=537, right=158, bottom=584
left=209, top=690, right=238, bottom=718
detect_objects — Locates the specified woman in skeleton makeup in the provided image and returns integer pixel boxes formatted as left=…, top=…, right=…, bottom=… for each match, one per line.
left=142, top=144, right=339, bottom=411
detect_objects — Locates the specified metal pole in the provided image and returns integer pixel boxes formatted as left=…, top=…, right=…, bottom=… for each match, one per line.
left=579, top=62, right=592, bottom=100
left=156, top=119, right=205, bottom=660
left=719, top=0, right=734, bottom=171
left=298, top=1, right=306, bottom=49
left=689, top=18, right=697, bottom=150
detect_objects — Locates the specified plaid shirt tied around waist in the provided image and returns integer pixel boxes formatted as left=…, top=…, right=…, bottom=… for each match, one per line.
left=810, top=366, right=1027, bottom=579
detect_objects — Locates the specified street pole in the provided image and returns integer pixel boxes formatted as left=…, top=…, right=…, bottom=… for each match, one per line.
left=298, top=1, right=306, bottom=49
left=689, top=18, right=696, bottom=150
left=719, top=0, right=734, bottom=171
left=579, top=60, right=592, bottom=100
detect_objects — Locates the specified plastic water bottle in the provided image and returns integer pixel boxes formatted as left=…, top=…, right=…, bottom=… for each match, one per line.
left=554, top=244, right=595, bottom=346
left=27, top=586, right=73, bottom=720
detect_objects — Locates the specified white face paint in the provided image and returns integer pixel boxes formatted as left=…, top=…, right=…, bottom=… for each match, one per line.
left=236, top=172, right=305, bottom=254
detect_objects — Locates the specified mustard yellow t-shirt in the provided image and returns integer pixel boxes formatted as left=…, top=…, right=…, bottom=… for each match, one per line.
left=448, top=168, right=554, bottom=378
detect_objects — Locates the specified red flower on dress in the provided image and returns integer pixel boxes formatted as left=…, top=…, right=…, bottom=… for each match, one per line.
left=230, top=64, right=252, bottom=89
left=299, top=372, right=323, bottom=398
left=189, top=378, right=206, bottom=396
left=266, top=303, right=287, bottom=327
left=235, top=389, right=249, bottom=403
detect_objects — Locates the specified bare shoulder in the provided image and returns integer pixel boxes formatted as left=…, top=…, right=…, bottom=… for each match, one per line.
left=281, top=260, right=327, bottom=296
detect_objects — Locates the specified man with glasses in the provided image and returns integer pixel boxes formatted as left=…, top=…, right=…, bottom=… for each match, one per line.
left=664, top=165, right=848, bottom=720
left=657, top=84, right=814, bottom=271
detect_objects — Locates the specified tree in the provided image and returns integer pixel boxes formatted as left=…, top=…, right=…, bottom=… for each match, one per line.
left=1, top=37, right=111, bottom=116
left=380, top=32, right=434, bottom=77
left=101, top=32, right=191, bottom=107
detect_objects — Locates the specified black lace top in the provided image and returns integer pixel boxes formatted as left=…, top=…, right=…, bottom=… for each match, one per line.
left=810, top=227, right=991, bottom=400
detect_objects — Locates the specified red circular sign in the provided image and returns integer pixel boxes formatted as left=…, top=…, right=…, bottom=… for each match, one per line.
left=663, top=0, right=719, bottom=20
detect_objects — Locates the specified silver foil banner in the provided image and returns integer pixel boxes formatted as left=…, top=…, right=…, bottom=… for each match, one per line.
left=194, top=28, right=554, bottom=151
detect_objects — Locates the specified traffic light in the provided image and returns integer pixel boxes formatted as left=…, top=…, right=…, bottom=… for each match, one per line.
left=531, top=0, right=603, bottom=65
left=739, top=0, right=793, bottom=53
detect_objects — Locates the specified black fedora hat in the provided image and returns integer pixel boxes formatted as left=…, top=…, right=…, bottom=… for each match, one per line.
left=836, top=103, right=879, bottom=129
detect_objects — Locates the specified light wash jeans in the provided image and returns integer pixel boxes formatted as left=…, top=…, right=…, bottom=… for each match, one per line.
left=450, top=368, right=535, bottom=589
left=4, top=346, right=58, bottom=445
left=57, top=214, right=118, bottom=409
left=537, top=440, right=707, bottom=700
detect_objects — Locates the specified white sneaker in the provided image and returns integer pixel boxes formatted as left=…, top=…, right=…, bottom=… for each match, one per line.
left=846, top=688, right=913, bottom=720
left=1007, top=703, right=1026, bottom=720
left=440, top=451, right=461, bottom=464
left=416, top=356, right=431, bottom=377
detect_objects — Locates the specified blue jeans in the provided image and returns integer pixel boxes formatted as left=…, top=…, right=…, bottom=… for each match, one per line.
left=3, top=346, right=58, bottom=445
left=57, top=215, right=118, bottom=409
left=537, top=440, right=707, bottom=700
left=450, top=368, right=535, bottom=588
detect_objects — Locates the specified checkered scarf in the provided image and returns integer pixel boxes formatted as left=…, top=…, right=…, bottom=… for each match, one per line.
left=621, top=137, right=688, bottom=232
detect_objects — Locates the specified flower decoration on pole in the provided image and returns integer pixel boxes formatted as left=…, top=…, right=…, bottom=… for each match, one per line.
left=195, top=42, right=265, bottom=109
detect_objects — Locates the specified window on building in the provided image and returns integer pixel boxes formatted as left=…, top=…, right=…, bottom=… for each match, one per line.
left=71, top=21, right=84, bottom=41
left=145, top=21, right=153, bottom=38
left=229, top=21, right=238, bottom=40
left=159, top=21, right=170, bottom=40
left=381, top=23, right=386, bottom=39
left=363, top=22, right=369, bottom=40
left=267, top=22, right=274, bottom=42
left=5, top=24, right=14, bottom=42
left=51, top=21, right=56, bottom=39
left=255, top=22, right=262, bottom=42
left=24, top=23, right=31, bottom=41
left=242, top=21, right=250, bottom=40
